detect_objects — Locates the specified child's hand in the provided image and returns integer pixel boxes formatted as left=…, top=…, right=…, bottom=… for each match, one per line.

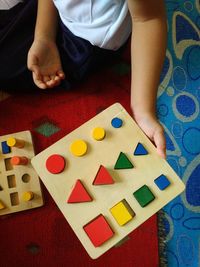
left=27, top=39, right=65, bottom=89
left=133, top=112, right=166, bottom=159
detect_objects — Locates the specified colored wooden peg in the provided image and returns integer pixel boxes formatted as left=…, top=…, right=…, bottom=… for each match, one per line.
left=134, top=143, right=148, bottom=155
left=114, top=152, right=134, bottom=169
left=7, top=137, right=25, bottom=148
left=22, top=191, right=34, bottom=202
left=83, top=214, right=114, bottom=247
left=0, top=200, right=5, bottom=210
left=11, top=156, right=29, bottom=166
left=111, top=117, right=123, bottom=128
left=67, top=179, right=93, bottom=203
left=92, top=127, right=106, bottom=141
left=93, top=165, right=115, bottom=185
left=110, top=199, right=135, bottom=226
left=1, top=141, right=11, bottom=154
left=154, top=174, right=170, bottom=190
left=46, top=154, right=66, bottom=174
left=70, top=140, right=87, bottom=157
left=133, top=185, right=155, bottom=207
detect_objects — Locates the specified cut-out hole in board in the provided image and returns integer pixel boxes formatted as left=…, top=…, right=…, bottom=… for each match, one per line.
left=4, top=158, right=13, bottom=171
left=10, top=192, right=19, bottom=206
left=22, top=174, right=31, bottom=183
left=7, top=175, right=16, bottom=188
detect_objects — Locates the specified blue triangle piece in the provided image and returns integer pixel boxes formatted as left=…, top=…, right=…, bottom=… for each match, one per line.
left=134, top=143, right=148, bottom=156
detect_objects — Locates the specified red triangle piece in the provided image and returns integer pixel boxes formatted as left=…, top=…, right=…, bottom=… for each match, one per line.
left=67, top=179, right=93, bottom=203
left=93, top=165, right=115, bottom=185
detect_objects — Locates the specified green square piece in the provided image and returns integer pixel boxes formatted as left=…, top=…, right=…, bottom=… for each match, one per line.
left=133, top=185, right=155, bottom=207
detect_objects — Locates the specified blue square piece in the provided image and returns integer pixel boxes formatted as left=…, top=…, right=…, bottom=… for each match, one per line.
left=154, top=174, right=170, bottom=190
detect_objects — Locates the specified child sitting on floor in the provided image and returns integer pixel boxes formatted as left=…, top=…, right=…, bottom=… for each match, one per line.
left=0, top=0, right=167, bottom=159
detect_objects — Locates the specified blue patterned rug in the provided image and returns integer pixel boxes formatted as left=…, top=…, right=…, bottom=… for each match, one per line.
left=157, top=1, right=200, bottom=266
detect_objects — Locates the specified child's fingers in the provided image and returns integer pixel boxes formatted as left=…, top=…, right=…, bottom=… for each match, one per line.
left=154, top=129, right=166, bottom=159
left=32, top=72, right=47, bottom=89
left=57, top=70, right=65, bottom=79
left=43, top=75, right=51, bottom=83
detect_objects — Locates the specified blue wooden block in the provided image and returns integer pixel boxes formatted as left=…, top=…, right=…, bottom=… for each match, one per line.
left=1, top=141, right=11, bottom=154
left=134, top=142, right=148, bottom=155
left=111, top=117, right=123, bottom=128
left=154, top=174, right=170, bottom=190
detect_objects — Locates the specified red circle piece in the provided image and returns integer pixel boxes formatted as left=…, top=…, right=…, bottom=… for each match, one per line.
left=46, top=154, right=66, bottom=174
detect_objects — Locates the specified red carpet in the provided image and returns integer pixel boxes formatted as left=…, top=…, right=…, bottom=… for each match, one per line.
left=0, top=64, right=159, bottom=266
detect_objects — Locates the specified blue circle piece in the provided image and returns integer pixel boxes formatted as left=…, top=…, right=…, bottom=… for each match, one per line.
left=111, top=117, right=123, bottom=128
left=176, top=95, right=196, bottom=117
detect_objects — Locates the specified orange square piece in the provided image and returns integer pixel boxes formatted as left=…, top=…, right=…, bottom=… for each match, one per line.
left=83, top=214, right=114, bottom=247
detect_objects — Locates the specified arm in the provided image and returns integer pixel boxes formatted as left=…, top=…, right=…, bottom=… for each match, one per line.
left=127, top=0, right=167, bottom=158
left=27, top=0, right=65, bottom=89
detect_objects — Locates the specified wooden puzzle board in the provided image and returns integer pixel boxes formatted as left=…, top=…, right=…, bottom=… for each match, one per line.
left=31, top=103, right=185, bottom=259
left=0, top=131, right=43, bottom=215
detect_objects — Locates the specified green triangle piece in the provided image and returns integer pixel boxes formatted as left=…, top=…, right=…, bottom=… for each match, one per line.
left=114, top=152, right=134, bottom=169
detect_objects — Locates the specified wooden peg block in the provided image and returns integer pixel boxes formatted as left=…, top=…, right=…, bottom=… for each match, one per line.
left=110, top=199, right=135, bottom=226
left=70, top=140, right=87, bottom=157
left=67, top=179, right=93, bottom=203
left=7, top=137, right=25, bottom=148
left=133, top=185, right=155, bottom=207
left=114, top=152, right=134, bottom=169
left=83, top=214, right=114, bottom=247
left=11, top=156, right=29, bottom=166
left=93, top=165, right=115, bottom=185
left=0, top=200, right=5, bottom=210
left=1, top=141, right=11, bottom=154
left=92, top=127, right=106, bottom=141
left=22, top=191, right=34, bottom=202
left=46, top=154, right=66, bottom=174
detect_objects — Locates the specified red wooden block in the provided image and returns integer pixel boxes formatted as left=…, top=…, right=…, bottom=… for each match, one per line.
left=93, top=165, right=115, bottom=185
left=67, top=179, right=93, bottom=203
left=83, top=214, right=114, bottom=247
left=46, top=154, right=66, bottom=174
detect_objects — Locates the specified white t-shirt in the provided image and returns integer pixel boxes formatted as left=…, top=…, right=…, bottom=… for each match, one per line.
left=53, top=0, right=131, bottom=50
left=0, top=0, right=23, bottom=10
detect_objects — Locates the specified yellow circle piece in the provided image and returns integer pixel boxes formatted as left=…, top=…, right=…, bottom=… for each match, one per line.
left=70, top=140, right=87, bottom=157
left=7, top=137, right=16, bottom=147
left=92, top=127, right=106, bottom=141
left=22, top=191, right=34, bottom=202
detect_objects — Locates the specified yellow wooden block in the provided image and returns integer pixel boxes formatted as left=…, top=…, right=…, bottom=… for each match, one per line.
left=70, top=140, right=87, bottom=157
left=110, top=200, right=135, bottom=226
left=22, top=191, right=34, bottom=202
left=92, top=127, right=106, bottom=141
left=0, top=200, right=5, bottom=210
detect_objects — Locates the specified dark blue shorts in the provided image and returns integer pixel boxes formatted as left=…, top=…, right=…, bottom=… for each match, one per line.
left=0, top=0, right=119, bottom=91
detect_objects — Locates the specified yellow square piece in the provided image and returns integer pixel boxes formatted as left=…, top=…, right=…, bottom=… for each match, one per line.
left=110, top=200, right=135, bottom=226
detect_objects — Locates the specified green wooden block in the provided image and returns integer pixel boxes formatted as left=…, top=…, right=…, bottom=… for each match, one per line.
left=114, top=152, right=134, bottom=169
left=133, top=185, right=155, bottom=207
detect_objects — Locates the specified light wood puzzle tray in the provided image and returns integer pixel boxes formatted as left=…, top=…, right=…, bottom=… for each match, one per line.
left=31, top=103, right=185, bottom=259
left=0, top=131, right=43, bottom=215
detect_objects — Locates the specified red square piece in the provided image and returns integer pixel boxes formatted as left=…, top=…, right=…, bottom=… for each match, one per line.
left=83, top=214, right=114, bottom=247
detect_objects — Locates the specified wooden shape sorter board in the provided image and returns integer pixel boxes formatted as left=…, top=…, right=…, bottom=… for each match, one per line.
left=0, top=131, right=43, bottom=215
left=31, top=103, right=185, bottom=259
